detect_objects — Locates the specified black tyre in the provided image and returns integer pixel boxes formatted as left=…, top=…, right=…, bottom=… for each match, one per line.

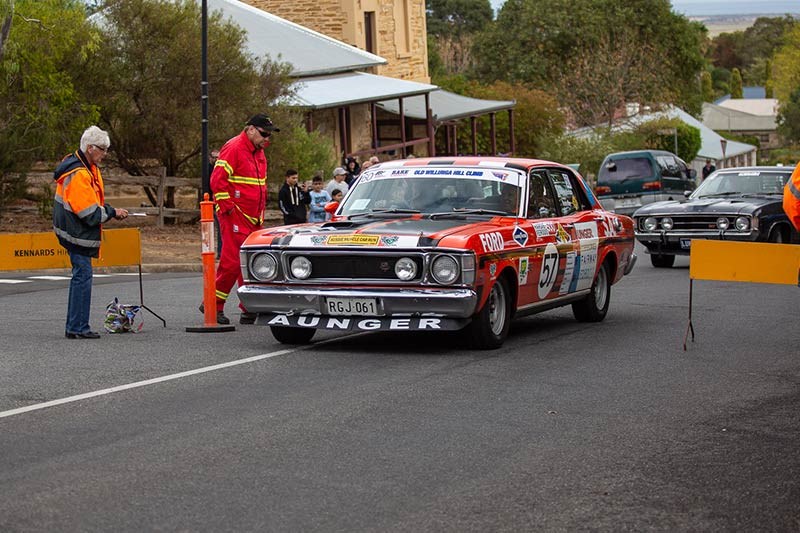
left=768, top=226, right=787, bottom=243
left=572, top=261, right=611, bottom=323
left=468, top=276, right=512, bottom=349
left=270, top=326, right=315, bottom=344
left=650, top=253, right=675, bottom=268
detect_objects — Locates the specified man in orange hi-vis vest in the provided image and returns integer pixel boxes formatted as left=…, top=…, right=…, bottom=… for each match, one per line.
left=784, top=162, right=800, bottom=232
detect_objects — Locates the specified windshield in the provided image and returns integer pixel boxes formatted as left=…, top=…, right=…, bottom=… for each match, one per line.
left=339, top=167, right=524, bottom=217
left=598, top=157, right=654, bottom=183
left=692, top=170, right=791, bottom=198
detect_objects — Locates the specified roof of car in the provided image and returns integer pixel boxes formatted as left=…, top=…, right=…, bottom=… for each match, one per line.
left=712, top=166, right=792, bottom=173
left=603, top=150, right=676, bottom=159
left=371, top=156, right=573, bottom=171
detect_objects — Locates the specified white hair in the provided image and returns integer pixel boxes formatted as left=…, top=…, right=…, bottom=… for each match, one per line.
left=80, top=125, right=110, bottom=153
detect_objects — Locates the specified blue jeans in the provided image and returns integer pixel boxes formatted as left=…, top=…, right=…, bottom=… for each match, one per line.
left=66, top=251, right=93, bottom=334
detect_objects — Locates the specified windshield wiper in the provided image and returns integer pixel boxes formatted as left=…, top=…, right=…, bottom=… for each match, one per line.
left=696, top=191, right=743, bottom=198
left=347, top=208, right=421, bottom=219
left=430, top=208, right=509, bottom=219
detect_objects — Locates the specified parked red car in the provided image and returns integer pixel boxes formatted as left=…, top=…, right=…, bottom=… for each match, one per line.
left=238, top=157, right=637, bottom=349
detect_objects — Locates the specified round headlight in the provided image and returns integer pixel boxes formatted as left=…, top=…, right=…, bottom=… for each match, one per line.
left=660, top=217, right=674, bottom=230
left=735, top=216, right=750, bottom=231
left=290, top=256, right=312, bottom=279
left=431, top=255, right=459, bottom=285
left=643, top=217, right=657, bottom=231
left=395, top=257, right=417, bottom=281
left=716, top=217, right=730, bottom=230
left=250, top=253, right=277, bottom=281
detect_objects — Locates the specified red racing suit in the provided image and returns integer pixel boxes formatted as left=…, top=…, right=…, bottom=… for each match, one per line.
left=210, top=131, right=268, bottom=312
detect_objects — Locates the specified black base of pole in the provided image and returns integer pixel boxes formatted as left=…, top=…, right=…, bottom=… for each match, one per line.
left=185, top=325, right=236, bottom=333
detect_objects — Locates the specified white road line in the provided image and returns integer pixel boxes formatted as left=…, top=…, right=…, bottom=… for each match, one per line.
left=0, top=334, right=361, bottom=420
left=0, top=347, right=296, bottom=420
left=0, top=279, right=32, bottom=284
left=27, top=275, right=71, bottom=280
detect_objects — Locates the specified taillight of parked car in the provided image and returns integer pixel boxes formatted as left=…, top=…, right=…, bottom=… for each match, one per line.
left=642, top=181, right=661, bottom=190
left=595, top=185, right=611, bottom=195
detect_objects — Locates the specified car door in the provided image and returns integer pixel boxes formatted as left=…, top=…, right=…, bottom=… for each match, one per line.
left=519, top=169, right=561, bottom=305
left=547, top=168, right=600, bottom=295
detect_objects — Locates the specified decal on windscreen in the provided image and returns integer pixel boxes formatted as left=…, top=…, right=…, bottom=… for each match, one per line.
left=288, top=234, right=420, bottom=247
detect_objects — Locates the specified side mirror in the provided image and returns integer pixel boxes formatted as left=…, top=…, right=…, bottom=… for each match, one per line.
left=683, top=190, right=692, bottom=198
left=324, top=201, right=339, bottom=214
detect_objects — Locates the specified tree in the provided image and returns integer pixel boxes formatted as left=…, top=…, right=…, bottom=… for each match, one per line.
left=730, top=68, right=743, bottom=98
left=709, top=32, right=745, bottom=70
left=472, top=0, right=705, bottom=126
left=777, top=87, right=800, bottom=144
left=0, top=0, right=100, bottom=208
left=77, top=0, right=295, bottom=208
left=426, top=0, right=493, bottom=74
left=701, top=71, right=714, bottom=102
left=771, top=24, right=800, bottom=103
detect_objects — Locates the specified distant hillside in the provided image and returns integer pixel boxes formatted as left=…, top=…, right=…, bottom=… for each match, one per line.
left=693, top=14, right=796, bottom=37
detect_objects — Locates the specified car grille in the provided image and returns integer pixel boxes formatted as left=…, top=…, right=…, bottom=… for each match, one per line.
left=285, top=253, right=424, bottom=281
left=638, top=215, right=744, bottom=231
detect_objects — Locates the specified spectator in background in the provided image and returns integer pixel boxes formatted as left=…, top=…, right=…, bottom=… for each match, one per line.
left=344, top=157, right=360, bottom=186
left=278, top=168, right=309, bottom=225
left=702, top=159, right=716, bottom=180
left=53, top=125, right=129, bottom=339
left=330, top=188, right=344, bottom=204
left=326, top=167, right=350, bottom=197
left=369, top=155, right=380, bottom=166
left=307, top=175, right=332, bottom=222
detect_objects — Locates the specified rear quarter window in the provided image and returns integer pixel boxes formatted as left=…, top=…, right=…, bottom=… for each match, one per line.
left=598, top=157, right=653, bottom=183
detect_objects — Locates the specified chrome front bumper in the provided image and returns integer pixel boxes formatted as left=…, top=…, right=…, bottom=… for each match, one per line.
left=237, top=285, right=479, bottom=318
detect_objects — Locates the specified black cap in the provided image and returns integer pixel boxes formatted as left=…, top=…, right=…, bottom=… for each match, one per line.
left=246, top=114, right=280, bottom=132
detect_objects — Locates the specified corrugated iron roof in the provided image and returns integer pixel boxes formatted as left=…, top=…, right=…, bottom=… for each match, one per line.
left=286, top=72, right=437, bottom=109
left=377, top=90, right=515, bottom=122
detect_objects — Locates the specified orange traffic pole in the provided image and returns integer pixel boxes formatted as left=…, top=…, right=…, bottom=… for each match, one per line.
left=186, top=193, right=235, bottom=332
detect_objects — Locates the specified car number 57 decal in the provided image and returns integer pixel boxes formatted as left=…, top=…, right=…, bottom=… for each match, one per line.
left=537, top=242, right=559, bottom=299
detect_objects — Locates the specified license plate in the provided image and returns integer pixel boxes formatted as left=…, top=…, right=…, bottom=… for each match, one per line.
left=680, top=238, right=692, bottom=250
left=617, top=198, right=641, bottom=208
left=326, top=297, right=379, bottom=316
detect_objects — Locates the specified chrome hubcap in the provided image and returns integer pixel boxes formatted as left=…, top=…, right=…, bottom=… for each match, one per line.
left=488, top=282, right=506, bottom=336
left=594, top=267, right=608, bottom=310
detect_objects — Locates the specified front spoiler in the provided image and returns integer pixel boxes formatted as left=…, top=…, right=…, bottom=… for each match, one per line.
left=256, top=313, right=470, bottom=332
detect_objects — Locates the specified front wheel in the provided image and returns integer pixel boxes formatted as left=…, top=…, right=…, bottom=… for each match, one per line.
left=572, top=261, right=611, bottom=322
left=468, top=277, right=512, bottom=350
left=768, top=226, right=788, bottom=243
left=270, top=326, right=315, bottom=344
left=650, top=253, right=675, bottom=268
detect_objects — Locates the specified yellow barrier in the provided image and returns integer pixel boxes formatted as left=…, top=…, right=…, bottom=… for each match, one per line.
left=0, top=228, right=164, bottom=326
left=684, top=240, right=800, bottom=350
left=0, top=228, right=141, bottom=271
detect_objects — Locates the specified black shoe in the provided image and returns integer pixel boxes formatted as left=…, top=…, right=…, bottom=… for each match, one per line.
left=239, top=312, right=257, bottom=325
left=199, top=303, right=230, bottom=325
left=65, top=331, right=101, bottom=339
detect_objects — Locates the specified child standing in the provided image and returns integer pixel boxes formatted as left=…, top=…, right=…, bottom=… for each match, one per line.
left=308, top=175, right=332, bottom=222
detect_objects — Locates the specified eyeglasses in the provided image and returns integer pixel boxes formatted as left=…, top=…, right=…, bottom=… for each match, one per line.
left=255, top=128, right=271, bottom=138
left=93, top=145, right=109, bottom=153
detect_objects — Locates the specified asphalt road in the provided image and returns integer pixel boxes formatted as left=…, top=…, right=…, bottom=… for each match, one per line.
left=1, top=245, right=798, bottom=531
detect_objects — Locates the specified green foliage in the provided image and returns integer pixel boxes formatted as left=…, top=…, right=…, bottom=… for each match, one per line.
left=37, top=183, right=54, bottom=217
left=472, top=0, right=705, bottom=126
left=267, top=124, right=338, bottom=194
left=613, top=119, right=701, bottom=163
left=777, top=87, right=800, bottom=143
left=434, top=78, right=564, bottom=157
left=730, top=68, right=743, bottom=98
left=711, top=67, right=731, bottom=97
left=426, top=0, right=492, bottom=74
left=538, top=134, right=618, bottom=185
left=701, top=71, right=714, bottom=102
left=772, top=24, right=800, bottom=102
left=426, top=0, right=493, bottom=36
left=709, top=32, right=745, bottom=70
left=79, top=0, right=293, bottom=180
left=0, top=0, right=100, bottom=205
left=761, top=145, right=800, bottom=166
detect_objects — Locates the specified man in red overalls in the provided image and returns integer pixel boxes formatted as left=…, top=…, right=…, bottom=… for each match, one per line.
left=205, top=114, right=278, bottom=324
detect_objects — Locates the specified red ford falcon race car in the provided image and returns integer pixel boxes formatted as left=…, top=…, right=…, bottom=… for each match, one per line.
left=237, top=157, right=637, bottom=349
